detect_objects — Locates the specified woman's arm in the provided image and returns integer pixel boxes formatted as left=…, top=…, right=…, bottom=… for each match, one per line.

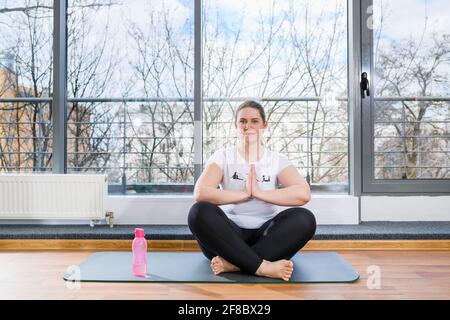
left=194, top=162, right=251, bottom=205
left=252, top=165, right=311, bottom=206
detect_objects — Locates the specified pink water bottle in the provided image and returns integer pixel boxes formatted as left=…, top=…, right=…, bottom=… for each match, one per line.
left=132, top=228, right=147, bottom=276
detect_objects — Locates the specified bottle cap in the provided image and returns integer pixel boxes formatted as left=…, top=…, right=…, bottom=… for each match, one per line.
left=135, top=228, right=145, bottom=238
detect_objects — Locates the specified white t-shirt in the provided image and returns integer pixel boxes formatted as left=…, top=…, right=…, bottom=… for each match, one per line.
left=205, top=145, right=293, bottom=229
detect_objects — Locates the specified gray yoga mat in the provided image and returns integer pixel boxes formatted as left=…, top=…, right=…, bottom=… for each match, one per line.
left=64, top=251, right=359, bottom=283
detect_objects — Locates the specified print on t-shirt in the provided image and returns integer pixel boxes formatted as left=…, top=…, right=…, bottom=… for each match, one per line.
left=231, top=172, right=244, bottom=181
left=230, top=171, right=271, bottom=183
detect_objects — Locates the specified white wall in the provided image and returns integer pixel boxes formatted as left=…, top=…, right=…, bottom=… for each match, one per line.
left=0, top=194, right=360, bottom=225
left=361, top=196, right=450, bottom=221
left=107, top=194, right=360, bottom=225
left=2, top=195, right=449, bottom=225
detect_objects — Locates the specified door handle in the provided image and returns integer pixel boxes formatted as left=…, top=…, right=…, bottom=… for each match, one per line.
left=361, top=72, right=370, bottom=98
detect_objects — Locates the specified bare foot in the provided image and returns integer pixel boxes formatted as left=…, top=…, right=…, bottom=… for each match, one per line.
left=255, top=259, right=294, bottom=281
left=210, top=256, right=240, bottom=275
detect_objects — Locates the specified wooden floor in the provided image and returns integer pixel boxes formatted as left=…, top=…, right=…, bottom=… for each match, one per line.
left=1, top=250, right=449, bottom=300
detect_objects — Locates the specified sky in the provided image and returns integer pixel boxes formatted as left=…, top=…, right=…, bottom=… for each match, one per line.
left=373, top=0, right=450, bottom=95
left=0, top=0, right=449, bottom=98
left=374, top=0, right=450, bottom=39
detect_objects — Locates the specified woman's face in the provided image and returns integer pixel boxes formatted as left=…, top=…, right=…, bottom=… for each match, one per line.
left=235, top=107, right=268, bottom=144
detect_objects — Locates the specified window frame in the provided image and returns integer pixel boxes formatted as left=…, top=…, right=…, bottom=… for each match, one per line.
left=359, top=0, right=450, bottom=194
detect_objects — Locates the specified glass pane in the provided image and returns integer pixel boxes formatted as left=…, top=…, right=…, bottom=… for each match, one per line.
left=66, top=101, right=122, bottom=177
left=66, top=100, right=195, bottom=193
left=374, top=101, right=404, bottom=122
left=373, top=0, right=450, bottom=180
left=0, top=0, right=53, bottom=98
left=67, top=0, right=194, bottom=193
left=0, top=1, right=53, bottom=172
left=374, top=123, right=403, bottom=138
left=203, top=0, right=348, bottom=187
left=0, top=102, right=53, bottom=173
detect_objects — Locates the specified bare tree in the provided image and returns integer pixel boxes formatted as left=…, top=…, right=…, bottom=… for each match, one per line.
left=0, top=0, right=53, bottom=172
left=122, top=0, right=349, bottom=186
left=0, top=0, right=119, bottom=174
left=0, top=0, right=119, bottom=14
left=127, top=4, right=194, bottom=185
left=67, top=0, right=118, bottom=173
left=0, top=0, right=363, bottom=188
left=374, top=4, right=450, bottom=179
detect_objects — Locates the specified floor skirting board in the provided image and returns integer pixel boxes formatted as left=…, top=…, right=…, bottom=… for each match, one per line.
left=1, top=239, right=450, bottom=251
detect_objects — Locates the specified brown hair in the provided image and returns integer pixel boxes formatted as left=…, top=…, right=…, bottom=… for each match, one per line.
left=234, top=100, right=267, bottom=124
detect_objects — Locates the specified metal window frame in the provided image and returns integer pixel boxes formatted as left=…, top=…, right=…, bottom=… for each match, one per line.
left=194, top=0, right=203, bottom=182
left=360, top=0, right=450, bottom=194
left=52, top=0, right=68, bottom=174
left=348, top=0, right=363, bottom=197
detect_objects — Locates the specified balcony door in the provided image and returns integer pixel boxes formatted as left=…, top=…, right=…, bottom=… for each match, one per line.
left=361, top=0, right=450, bottom=193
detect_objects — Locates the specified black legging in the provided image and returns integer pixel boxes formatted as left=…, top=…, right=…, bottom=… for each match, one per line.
left=188, top=201, right=316, bottom=275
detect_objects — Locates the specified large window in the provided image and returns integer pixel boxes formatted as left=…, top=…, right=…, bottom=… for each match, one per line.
left=1, top=0, right=448, bottom=194
left=203, top=0, right=349, bottom=189
left=0, top=0, right=53, bottom=173
left=373, top=0, right=450, bottom=180
left=361, top=0, right=450, bottom=193
left=67, top=0, right=194, bottom=193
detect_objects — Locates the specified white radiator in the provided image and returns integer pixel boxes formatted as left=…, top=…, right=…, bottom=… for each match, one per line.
left=0, top=174, right=113, bottom=227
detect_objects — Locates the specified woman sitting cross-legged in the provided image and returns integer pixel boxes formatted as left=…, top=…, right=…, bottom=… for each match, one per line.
left=188, top=100, right=316, bottom=281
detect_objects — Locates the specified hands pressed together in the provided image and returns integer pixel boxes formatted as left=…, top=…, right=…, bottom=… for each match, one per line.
left=244, top=164, right=261, bottom=199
